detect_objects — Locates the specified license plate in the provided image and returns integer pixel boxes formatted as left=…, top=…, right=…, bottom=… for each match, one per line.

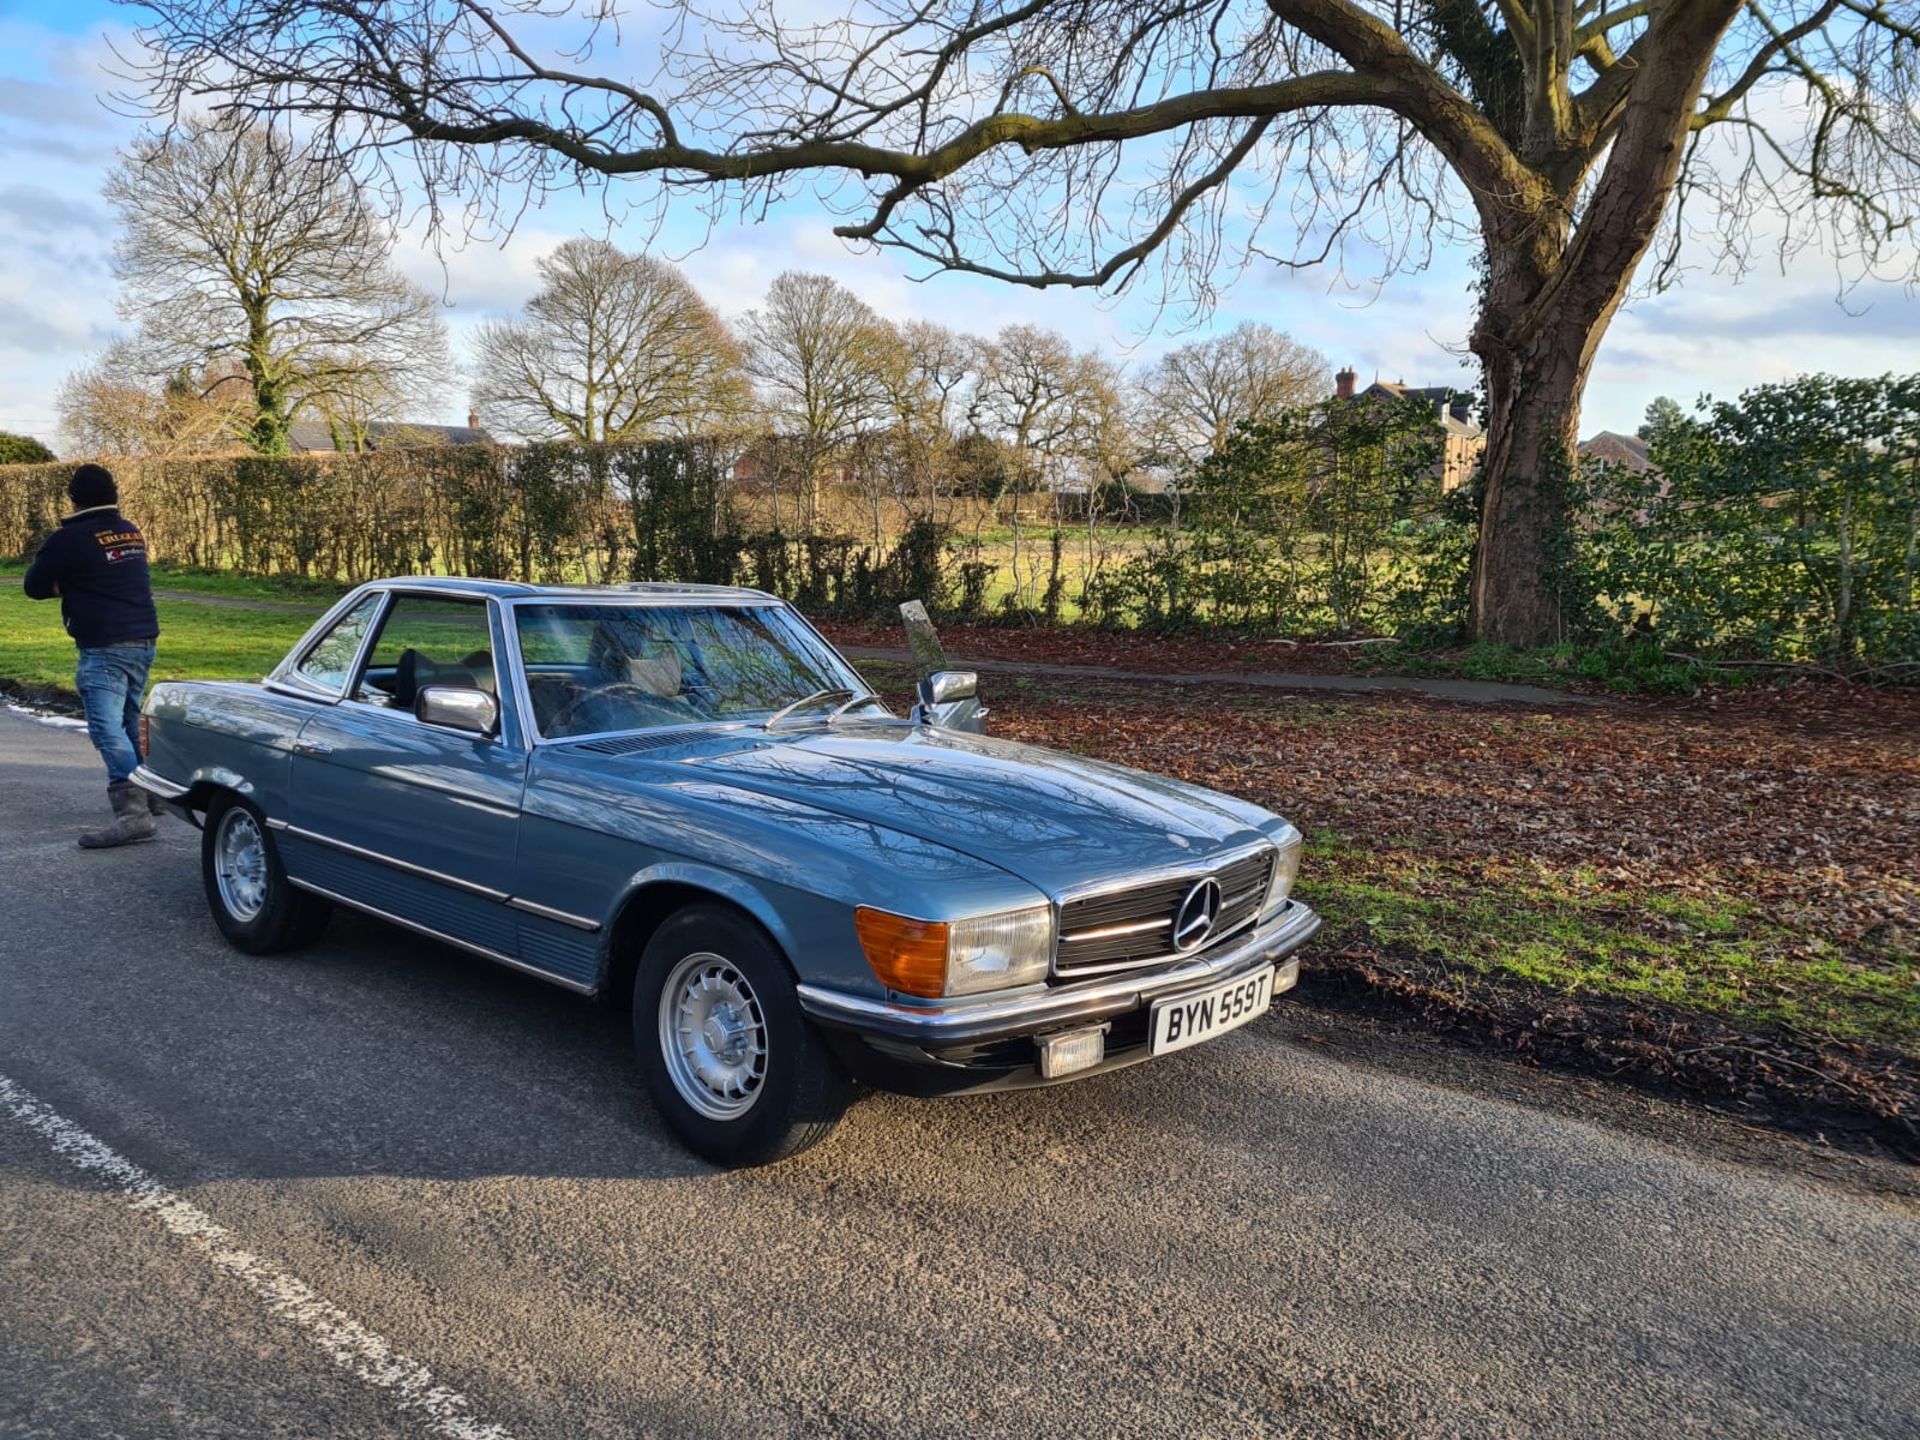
left=1150, top=964, right=1276, bottom=1056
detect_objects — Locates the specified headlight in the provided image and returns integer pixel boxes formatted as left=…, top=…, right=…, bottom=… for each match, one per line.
left=1264, top=825, right=1303, bottom=915
left=855, top=904, right=1053, bottom=998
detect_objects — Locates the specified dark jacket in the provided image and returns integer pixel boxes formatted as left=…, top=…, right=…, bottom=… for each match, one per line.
left=21, top=506, right=161, bottom=649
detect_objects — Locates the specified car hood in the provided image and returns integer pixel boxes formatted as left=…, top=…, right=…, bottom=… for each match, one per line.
left=602, top=722, right=1273, bottom=896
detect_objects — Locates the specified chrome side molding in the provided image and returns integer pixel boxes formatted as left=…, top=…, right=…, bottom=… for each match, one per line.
left=287, top=878, right=598, bottom=996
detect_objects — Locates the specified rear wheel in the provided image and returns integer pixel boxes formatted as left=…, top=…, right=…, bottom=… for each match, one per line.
left=634, top=904, right=853, bottom=1167
left=201, top=796, right=331, bottom=954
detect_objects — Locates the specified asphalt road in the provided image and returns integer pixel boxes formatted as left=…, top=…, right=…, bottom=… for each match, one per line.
left=2, top=706, right=1916, bottom=1440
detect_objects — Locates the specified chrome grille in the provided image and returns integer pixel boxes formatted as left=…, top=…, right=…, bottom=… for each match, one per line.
left=1054, top=849, right=1274, bottom=977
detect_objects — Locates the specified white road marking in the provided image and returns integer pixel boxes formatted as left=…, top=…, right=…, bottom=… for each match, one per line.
left=0, top=1072, right=515, bottom=1440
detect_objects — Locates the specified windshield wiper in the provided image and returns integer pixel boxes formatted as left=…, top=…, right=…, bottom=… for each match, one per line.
left=825, top=694, right=879, bottom=723
left=764, top=687, right=856, bottom=729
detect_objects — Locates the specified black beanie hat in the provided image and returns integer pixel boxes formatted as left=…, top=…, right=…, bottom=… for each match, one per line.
left=68, top=463, right=116, bottom=510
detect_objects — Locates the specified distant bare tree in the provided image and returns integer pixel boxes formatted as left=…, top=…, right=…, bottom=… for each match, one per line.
left=971, top=325, right=1111, bottom=494
left=878, top=320, right=981, bottom=518
left=737, top=272, right=897, bottom=531
left=896, top=321, right=978, bottom=439
left=972, top=323, right=1119, bottom=601
left=104, top=114, right=448, bottom=454
left=1138, top=323, right=1329, bottom=467
left=471, top=238, right=747, bottom=445
left=56, top=342, right=253, bottom=458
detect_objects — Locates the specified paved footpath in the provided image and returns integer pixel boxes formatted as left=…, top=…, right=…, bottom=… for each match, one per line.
left=1, top=706, right=1914, bottom=1438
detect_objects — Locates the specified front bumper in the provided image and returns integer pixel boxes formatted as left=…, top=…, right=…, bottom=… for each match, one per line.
left=799, top=899, right=1319, bottom=1093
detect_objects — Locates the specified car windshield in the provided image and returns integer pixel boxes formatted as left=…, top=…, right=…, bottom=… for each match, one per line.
left=514, top=601, right=871, bottom=740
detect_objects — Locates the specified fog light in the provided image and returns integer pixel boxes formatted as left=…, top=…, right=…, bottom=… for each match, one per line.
left=1037, top=1026, right=1105, bottom=1079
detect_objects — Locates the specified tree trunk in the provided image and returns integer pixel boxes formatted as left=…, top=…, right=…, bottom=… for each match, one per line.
left=1469, top=323, right=1588, bottom=648
left=1458, top=0, right=1741, bottom=649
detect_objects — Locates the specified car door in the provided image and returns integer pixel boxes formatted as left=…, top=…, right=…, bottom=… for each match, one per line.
left=284, top=591, right=528, bottom=958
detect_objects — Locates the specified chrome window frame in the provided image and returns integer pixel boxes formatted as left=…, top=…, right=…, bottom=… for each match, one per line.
left=273, top=588, right=392, bottom=704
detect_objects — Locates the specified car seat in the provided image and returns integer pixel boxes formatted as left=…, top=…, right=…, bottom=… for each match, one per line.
left=394, top=648, right=478, bottom=709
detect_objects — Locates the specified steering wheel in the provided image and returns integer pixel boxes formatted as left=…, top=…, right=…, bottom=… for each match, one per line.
left=545, top=681, right=692, bottom=737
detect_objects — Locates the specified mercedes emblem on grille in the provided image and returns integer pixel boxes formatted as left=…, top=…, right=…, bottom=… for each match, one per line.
left=1171, top=877, right=1223, bottom=952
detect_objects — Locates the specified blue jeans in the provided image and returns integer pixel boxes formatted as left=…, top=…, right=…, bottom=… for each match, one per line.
left=76, top=642, right=156, bottom=785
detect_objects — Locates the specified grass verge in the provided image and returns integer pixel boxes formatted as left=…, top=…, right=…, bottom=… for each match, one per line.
left=1302, top=839, right=1916, bottom=1053
left=1, top=572, right=321, bottom=695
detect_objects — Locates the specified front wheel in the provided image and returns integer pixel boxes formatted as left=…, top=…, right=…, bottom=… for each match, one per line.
left=200, top=796, right=331, bottom=954
left=634, top=904, right=853, bottom=1167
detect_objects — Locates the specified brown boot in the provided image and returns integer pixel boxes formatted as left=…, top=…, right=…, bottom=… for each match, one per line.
left=78, top=782, right=159, bottom=849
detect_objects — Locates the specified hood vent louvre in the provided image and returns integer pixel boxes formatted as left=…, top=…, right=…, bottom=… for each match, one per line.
left=570, top=730, right=722, bottom=757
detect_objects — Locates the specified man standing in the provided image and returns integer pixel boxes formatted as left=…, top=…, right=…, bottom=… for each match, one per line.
left=22, top=464, right=163, bottom=848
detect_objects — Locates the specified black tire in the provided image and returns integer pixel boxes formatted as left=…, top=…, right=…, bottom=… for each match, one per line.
left=634, top=903, right=854, bottom=1167
left=200, top=795, right=332, bottom=954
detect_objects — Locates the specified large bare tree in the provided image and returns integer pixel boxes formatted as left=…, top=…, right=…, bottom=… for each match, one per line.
left=105, top=113, right=449, bottom=454
left=472, top=237, right=747, bottom=443
left=972, top=324, right=1113, bottom=494
left=118, top=0, right=1920, bottom=640
left=972, top=323, right=1120, bottom=597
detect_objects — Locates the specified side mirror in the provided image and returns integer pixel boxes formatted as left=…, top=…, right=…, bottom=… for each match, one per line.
left=416, top=685, right=498, bottom=736
left=900, top=601, right=986, bottom=733
left=919, top=669, right=977, bottom=706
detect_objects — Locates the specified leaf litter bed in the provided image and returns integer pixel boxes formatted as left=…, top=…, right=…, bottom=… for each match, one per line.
left=981, top=671, right=1920, bottom=1159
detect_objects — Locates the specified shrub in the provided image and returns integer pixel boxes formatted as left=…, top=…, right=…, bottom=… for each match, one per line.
left=0, top=432, right=55, bottom=465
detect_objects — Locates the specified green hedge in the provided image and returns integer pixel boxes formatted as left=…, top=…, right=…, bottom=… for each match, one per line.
left=7, top=374, right=1916, bottom=674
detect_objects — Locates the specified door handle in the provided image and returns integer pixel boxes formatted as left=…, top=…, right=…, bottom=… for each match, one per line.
left=293, top=740, right=334, bottom=756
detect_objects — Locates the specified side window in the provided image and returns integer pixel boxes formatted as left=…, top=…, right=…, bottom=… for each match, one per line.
left=354, top=596, right=497, bottom=710
left=294, top=594, right=382, bottom=695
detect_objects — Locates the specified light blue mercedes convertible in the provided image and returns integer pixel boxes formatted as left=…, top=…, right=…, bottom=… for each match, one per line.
left=134, top=578, right=1319, bottom=1165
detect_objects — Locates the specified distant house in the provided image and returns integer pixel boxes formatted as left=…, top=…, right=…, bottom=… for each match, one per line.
left=1577, top=430, right=1653, bottom=473
left=1333, top=369, right=1485, bottom=492
left=287, top=409, right=491, bottom=453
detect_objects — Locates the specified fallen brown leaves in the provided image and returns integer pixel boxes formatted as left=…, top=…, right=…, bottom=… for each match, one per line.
left=983, top=672, right=1920, bottom=1156
left=820, top=617, right=1426, bottom=677
left=996, top=682, right=1919, bottom=962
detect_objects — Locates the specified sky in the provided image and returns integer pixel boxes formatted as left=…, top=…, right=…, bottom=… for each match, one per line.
left=1, top=0, right=1917, bottom=452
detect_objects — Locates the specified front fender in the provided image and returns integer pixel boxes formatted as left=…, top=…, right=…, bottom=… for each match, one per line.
left=610, top=860, right=806, bottom=965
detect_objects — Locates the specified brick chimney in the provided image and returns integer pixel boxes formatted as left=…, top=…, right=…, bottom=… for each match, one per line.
left=467, top=405, right=479, bottom=430
left=1334, top=366, right=1357, bottom=400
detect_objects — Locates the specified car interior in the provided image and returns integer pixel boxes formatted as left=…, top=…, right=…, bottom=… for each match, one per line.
left=352, top=596, right=500, bottom=713
left=523, top=623, right=701, bottom=737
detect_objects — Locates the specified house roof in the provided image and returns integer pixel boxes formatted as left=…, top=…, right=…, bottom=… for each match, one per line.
left=287, top=420, right=491, bottom=452
left=1578, top=431, right=1653, bottom=472
left=1357, top=380, right=1484, bottom=438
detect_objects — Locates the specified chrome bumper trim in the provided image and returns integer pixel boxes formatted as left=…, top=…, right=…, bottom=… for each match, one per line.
left=130, top=765, right=189, bottom=800
left=799, top=899, right=1319, bottom=1045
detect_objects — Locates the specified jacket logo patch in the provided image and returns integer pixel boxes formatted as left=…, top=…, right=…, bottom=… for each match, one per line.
left=95, top=530, right=146, bottom=564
